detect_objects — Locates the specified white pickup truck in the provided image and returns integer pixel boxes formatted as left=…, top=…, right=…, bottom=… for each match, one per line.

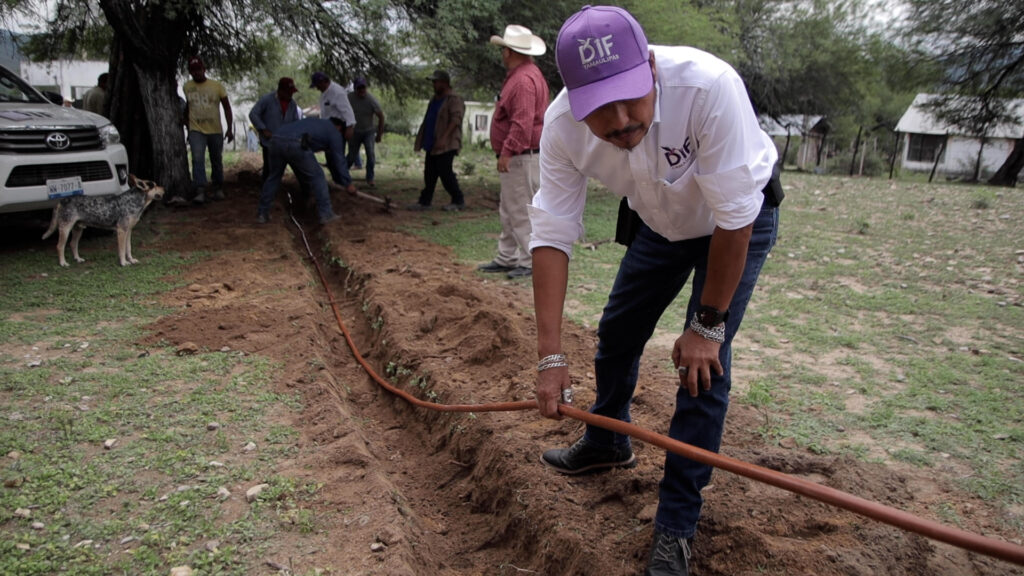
left=0, top=63, right=129, bottom=214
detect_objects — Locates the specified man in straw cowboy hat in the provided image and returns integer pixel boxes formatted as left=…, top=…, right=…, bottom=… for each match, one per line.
left=476, top=24, right=550, bottom=279
left=529, top=6, right=782, bottom=575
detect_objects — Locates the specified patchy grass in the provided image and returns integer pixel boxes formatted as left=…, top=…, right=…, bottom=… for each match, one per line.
left=0, top=239, right=316, bottom=575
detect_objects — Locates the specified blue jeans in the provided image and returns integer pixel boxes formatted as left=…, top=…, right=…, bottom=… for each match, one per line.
left=585, top=199, right=779, bottom=539
left=258, top=139, right=335, bottom=222
left=187, top=130, right=224, bottom=191
left=346, top=130, right=376, bottom=182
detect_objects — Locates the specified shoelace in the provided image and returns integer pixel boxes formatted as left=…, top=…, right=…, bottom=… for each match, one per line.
left=650, top=535, right=691, bottom=569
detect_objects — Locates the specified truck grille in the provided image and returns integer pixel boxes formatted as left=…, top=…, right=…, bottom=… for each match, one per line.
left=0, top=126, right=104, bottom=153
left=6, top=161, right=113, bottom=187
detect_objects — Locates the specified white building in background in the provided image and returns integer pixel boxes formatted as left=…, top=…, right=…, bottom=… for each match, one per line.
left=463, top=101, right=494, bottom=146
left=21, top=59, right=108, bottom=104
left=895, top=93, right=1024, bottom=180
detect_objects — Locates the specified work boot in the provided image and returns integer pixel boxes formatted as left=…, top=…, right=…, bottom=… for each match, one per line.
left=644, top=531, right=693, bottom=576
left=540, top=436, right=635, bottom=475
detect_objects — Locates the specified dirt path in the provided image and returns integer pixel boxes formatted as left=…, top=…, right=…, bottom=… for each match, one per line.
left=138, top=164, right=1021, bottom=575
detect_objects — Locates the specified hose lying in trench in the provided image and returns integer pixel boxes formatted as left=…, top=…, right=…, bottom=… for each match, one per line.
left=286, top=204, right=1024, bottom=567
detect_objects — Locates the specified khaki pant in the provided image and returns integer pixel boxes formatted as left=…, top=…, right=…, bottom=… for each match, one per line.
left=494, top=153, right=539, bottom=268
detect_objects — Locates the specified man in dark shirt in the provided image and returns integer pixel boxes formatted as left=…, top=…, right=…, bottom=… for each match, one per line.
left=410, top=70, right=465, bottom=211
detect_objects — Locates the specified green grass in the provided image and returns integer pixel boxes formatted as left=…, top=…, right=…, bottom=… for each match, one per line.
left=373, top=140, right=1024, bottom=518
left=0, top=231, right=316, bottom=574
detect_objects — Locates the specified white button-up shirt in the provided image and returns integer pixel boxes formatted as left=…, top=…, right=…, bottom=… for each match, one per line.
left=318, top=81, right=356, bottom=127
left=529, top=45, right=777, bottom=258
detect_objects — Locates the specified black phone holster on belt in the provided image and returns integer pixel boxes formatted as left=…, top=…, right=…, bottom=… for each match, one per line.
left=614, top=198, right=644, bottom=247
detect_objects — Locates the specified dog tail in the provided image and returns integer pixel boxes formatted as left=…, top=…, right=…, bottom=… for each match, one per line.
left=41, top=205, right=59, bottom=239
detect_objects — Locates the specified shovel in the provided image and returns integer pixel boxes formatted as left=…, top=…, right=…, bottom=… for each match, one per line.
left=351, top=187, right=392, bottom=213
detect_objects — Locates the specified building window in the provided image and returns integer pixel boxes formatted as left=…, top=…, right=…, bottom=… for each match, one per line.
left=474, top=114, right=488, bottom=132
left=907, top=133, right=946, bottom=163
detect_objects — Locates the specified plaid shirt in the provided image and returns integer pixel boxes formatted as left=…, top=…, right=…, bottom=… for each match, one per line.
left=490, top=61, right=548, bottom=157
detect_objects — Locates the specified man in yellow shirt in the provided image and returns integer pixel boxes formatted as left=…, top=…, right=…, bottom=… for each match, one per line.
left=179, top=56, right=234, bottom=205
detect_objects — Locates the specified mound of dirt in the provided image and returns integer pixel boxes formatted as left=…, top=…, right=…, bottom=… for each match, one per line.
left=140, top=165, right=1022, bottom=575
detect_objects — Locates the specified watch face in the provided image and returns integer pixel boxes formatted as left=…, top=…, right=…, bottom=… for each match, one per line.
left=697, top=307, right=725, bottom=326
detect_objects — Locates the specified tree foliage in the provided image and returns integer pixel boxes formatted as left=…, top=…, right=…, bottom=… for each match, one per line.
left=397, top=0, right=581, bottom=100
left=902, top=0, right=1024, bottom=184
left=903, top=0, right=1024, bottom=127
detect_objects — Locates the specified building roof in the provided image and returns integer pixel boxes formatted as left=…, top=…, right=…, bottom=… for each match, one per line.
left=895, top=93, right=1024, bottom=138
left=758, top=114, right=824, bottom=137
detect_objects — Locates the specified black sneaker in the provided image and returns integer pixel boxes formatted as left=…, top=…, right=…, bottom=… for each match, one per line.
left=540, top=437, right=636, bottom=475
left=477, top=261, right=515, bottom=273
left=406, top=202, right=431, bottom=211
left=644, top=531, right=692, bottom=576
left=441, top=202, right=465, bottom=212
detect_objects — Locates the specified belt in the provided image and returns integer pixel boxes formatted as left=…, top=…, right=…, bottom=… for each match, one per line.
left=497, top=148, right=540, bottom=158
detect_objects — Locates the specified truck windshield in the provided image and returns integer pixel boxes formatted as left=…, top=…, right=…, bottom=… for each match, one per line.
left=0, top=67, right=49, bottom=104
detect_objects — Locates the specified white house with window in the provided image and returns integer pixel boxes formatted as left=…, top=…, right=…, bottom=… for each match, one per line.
left=895, top=93, right=1024, bottom=179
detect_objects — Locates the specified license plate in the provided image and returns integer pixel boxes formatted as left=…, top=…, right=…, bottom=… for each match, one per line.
left=47, top=176, right=84, bottom=199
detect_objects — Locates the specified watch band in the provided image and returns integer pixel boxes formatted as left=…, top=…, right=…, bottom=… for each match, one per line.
left=696, top=305, right=729, bottom=327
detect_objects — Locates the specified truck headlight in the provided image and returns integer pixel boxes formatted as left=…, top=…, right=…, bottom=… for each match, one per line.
left=99, top=123, right=121, bottom=146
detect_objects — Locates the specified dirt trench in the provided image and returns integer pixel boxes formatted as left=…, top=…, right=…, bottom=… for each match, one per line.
left=141, top=166, right=1022, bottom=576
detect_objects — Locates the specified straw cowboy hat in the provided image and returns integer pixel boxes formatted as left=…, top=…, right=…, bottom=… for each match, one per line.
left=489, top=25, right=546, bottom=56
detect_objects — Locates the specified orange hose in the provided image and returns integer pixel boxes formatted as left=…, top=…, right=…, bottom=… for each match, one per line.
left=293, top=213, right=1024, bottom=567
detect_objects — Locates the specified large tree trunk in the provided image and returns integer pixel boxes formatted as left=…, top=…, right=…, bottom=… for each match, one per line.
left=109, top=41, right=153, bottom=179
left=132, top=64, right=189, bottom=197
left=99, top=0, right=191, bottom=199
left=988, top=136, right=1024, bottom=187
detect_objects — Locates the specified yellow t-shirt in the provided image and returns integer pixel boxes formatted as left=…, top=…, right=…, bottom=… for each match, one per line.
left=183, top=78, right=228, bottom=135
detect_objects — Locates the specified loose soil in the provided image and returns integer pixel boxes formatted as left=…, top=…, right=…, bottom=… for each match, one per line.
left=33, top=160, right=1024, bottom=575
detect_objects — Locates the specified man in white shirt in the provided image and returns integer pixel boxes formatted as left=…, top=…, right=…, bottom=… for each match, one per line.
left=310, top=71, right=356, bottom=159
left=529, top=6, right=781, bottom=576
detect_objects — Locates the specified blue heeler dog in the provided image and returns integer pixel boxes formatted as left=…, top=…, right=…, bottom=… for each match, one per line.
left=42, top=175, right=165, bottom=267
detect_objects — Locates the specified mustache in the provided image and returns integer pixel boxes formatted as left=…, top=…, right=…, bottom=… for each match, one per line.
left=605, top=123, right=644, bottom=140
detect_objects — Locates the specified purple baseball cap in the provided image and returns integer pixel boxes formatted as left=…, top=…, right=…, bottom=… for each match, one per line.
left=555, top=5, right=652, bottom=121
